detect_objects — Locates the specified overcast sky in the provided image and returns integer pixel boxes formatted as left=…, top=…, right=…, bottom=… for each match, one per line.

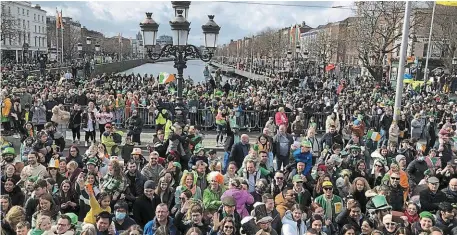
left=36, top=1, right=355, bottom=46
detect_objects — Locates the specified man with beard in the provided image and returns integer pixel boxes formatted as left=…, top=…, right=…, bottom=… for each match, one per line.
left=133, top=181, right=158, bottom=227
left=1, top=147, right=16, bottom=171
left=141, top=151, right=164, bottom=183
left=275, top=187, right=297, bottom=219
left=124, top=161, right=146, bottom=208
left=320, top=125, right=343, bottom=151
left=20, top=151, right=48, bottom=181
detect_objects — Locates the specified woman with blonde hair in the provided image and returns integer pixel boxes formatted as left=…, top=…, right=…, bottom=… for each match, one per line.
left=174, top=171, right=202, bottom=209
left=349, top=177, right=371, bottom=214
left=3, top=206, right=26, bottom=234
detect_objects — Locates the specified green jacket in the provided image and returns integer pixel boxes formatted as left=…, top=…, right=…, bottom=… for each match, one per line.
left=314, top=194, right=344, bottom=221
left=203, top=186, right=226, bottom=210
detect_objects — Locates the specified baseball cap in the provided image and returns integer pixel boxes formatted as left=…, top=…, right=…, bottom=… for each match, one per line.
left=292, top=175, right=304, bottom=183
left=105, top=123, right=112, bottom=128
left=322, top=181, right=333, bottom=187
left=427, top=177, right=439, bottom=184
left=222, top=196, right=236, bottom=206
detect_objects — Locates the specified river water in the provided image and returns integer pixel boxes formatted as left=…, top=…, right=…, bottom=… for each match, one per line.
left=119, top=60, right=210, bottom=83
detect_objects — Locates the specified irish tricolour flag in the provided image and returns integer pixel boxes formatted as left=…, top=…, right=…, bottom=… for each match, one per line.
left=159, top=72, right=176, bottom=84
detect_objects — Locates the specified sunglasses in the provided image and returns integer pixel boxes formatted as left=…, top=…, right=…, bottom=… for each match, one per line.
left=179, top=197, right=186, bottom=200
left=275, top=177, right=284, bottom=180
left=391, top=177, right=400, bottom=181
left=375, top=164, right=383, bottom=167
left=385, top=222, right=397, bottom=226
left=323, top=187, right=333, bottom=191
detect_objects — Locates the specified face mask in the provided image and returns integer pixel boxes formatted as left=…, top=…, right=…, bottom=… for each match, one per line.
left=115, top=212, right=126, bottom=220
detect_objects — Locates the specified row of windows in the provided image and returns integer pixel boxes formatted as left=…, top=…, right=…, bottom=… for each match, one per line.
left=16, top=19, right=46, bottom=34
left=8, top=5, right=45, bottom=22
left=4, top=34, right=46, bottom=48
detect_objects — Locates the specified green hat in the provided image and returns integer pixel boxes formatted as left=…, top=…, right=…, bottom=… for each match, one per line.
left=87, top=158, right=97, bottom=166
left=372, top=195, right=391, bottom=210
left=173, top=162, right=182, bottom=169
left=2, top=147, right=15, bottom=156
left=292, top=175, right=304, bottom=183
left=419, top=211, right=434, bottom=220
left=193, top=144, right=205, bottom=154
left=301, top=140, right=312, bottom=148
left=65, top=213, right=78, bottom=226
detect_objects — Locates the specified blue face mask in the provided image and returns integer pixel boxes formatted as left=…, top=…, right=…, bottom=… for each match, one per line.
left=115, top=212, right=126, bottom=220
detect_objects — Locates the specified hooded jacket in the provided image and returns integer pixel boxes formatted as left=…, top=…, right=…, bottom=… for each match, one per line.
left=221, top=188, right=254, bottom=218
left=275, top=191, right=294, bottom=219
left=144, top=217, right=179, bottom=235
left=281, top=211, right=306, bottom=235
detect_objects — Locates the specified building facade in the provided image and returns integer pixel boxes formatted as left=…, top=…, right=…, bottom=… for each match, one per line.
left=1, top=1, right=47, bottom=63
left=156, top=35, right=172, bottom=47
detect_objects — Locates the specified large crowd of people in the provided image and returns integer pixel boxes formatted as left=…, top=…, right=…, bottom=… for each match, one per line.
left=1, top=59, right=457, bottom=235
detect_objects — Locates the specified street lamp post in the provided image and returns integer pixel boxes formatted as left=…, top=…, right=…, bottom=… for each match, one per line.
left=140, top=3, right=220, bottom=124
left=22, top=43, right=29, bottom=65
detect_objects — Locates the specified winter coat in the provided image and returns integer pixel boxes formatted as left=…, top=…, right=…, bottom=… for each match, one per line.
left=144, top=217, right=180, bottom=235
left=419, top=187, right=447, bottom=213
left=281, top=211, right=306, bottom=235
left=141, top=163, right=164, bottom=183
left=410, top=118, right=422, bottom=139
left=221, top=188, right=254, bottom=218
left=203, top=186, right=226, bottom=211
left=406, top=159, right=429, bottom=185
left=51, top=106, right=70, bottom=124
left=292, top=149, right=313, bottom=176
left=133, top=194, right=158, bottom=227
left=1, top=183, right=25, bottom=206
left=31, top=105, right=47, bottom=125
left=127, top=115, right=143, bottom=135
left=275, top=112, right=288, bottom=127
left=335, top=209, right=364, bottom=233
left=442, top=186, right=457, bottom=204
left=68, top=109, right=82, bottom=128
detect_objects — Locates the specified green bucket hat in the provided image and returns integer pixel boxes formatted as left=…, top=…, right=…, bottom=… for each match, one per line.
left=193, top=144, right=205, bottom=155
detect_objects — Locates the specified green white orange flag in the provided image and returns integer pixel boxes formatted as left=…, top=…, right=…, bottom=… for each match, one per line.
left=437, top=1, right=457, bottom=6
left=159, top=72, right=176, bottom=84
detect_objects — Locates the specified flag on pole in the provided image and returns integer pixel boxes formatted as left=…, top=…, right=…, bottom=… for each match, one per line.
left=159, top=72, right=176, bottom=84
left=368, top=131, right=381, bottom=142
left=59, top=10, right=64, bottom=29
left=56, top=9, right=61, bottom=29
left=437, top=1, right=457, bottom=6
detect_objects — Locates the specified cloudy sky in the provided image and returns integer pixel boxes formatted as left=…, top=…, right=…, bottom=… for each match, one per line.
left=36, top=1, right=355, bottom=46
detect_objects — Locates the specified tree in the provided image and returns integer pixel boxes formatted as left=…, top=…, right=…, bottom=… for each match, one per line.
left=308, top=28, right=339, bottom=70
left=63, top=25, right=81, bottom=62
left=427, top=2, right=457, bottom=69
left=354, top=1, right=424, bottom=81
left=1, top=3, right=19, bottom=42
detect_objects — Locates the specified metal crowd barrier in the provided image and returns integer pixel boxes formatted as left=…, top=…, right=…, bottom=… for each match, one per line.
left=59, top=105, right=414, bottom=134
